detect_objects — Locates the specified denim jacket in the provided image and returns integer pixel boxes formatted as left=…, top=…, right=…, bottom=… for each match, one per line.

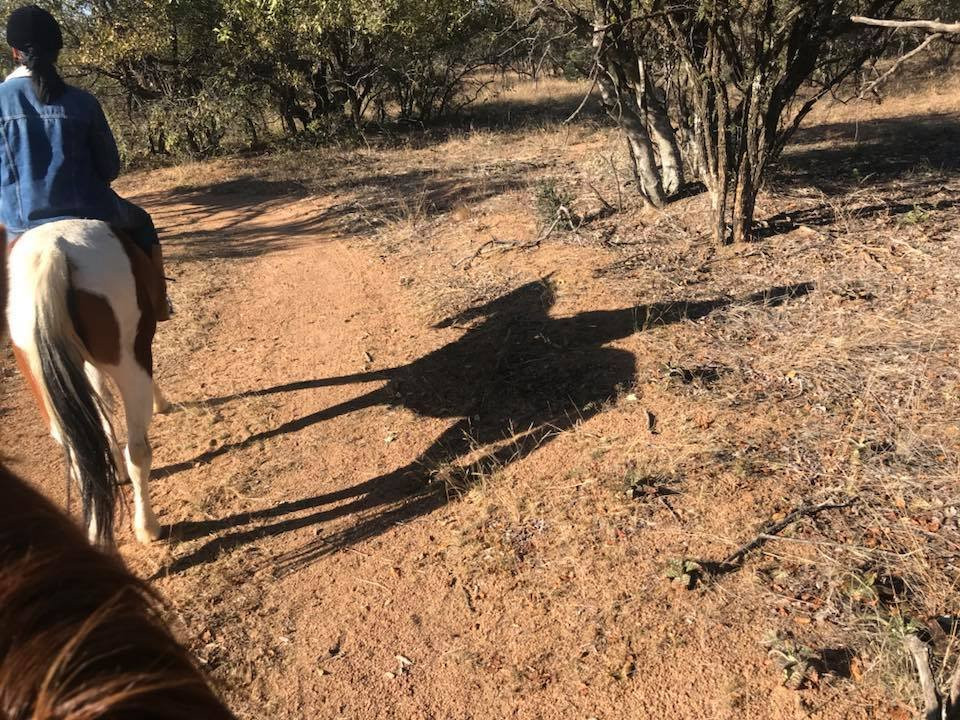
left=0, top=67, right=121, bottom=235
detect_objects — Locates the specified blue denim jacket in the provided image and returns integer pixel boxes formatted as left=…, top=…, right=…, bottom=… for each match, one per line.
left=0, top=69, right=121, bottom=235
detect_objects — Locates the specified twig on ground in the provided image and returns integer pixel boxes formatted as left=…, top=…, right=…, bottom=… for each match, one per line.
left=721, top=499, right=858, bottom=568
left=660, top=495, right=683, bottom=523
left=585, top=179, right=616, bottom=213
left=453, top=238, right=519, bottom=268
left=534, top=204, right=580, bottom=247
left=454, top=230, right=550, bottom=269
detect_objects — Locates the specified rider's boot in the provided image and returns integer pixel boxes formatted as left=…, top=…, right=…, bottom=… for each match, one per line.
left=150, top=244, right=172, bottom=322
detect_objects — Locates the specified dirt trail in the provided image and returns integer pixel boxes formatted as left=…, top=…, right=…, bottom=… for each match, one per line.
left=141, top=195, right=770, bottom=720
left=0, top=191, right=797, bottom=719
left=5, top=100, right=953, bottom=714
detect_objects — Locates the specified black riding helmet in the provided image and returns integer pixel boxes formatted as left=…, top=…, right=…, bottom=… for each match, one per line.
left=6, top=4, right=63, bottom=55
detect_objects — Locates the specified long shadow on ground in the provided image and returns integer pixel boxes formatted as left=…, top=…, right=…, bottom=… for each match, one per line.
left=160, top=279, right=814, bottom=577
left=760, top=113, right=960, bottom=239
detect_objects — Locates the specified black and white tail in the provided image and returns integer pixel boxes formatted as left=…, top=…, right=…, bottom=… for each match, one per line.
left=14, top=238, right=119, bottom=544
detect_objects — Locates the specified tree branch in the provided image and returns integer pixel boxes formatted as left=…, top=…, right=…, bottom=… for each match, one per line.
left=905, top=635, right=942, bottom=720
left=851, top=15, right=960, bottom=34
left=858, top=32, right=944, bottom=97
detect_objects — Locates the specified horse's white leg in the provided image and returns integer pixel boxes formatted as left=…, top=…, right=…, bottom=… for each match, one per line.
left=84, top=362, right=127, bottom=486
left=110, top=360, right=161, bottom=543
left=153, top=381, right=170, bottom=415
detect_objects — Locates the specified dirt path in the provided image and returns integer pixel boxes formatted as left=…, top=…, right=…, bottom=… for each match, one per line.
left=139, top=194, right=774, bottom=720
left=0, top=189, right=801, bottom=719
left=6, top=95, right=958, bottom=715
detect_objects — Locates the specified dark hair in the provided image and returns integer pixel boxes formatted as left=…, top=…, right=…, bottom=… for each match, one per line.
left=0, top=463, right=236, bottom=720
left=6, top=5, right=66, bottom=103
left=20, top=46, right=66, bottom=103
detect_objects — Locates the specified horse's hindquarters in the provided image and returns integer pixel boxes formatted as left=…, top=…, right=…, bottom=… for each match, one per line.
left=6, top=219, right=160, bottom=545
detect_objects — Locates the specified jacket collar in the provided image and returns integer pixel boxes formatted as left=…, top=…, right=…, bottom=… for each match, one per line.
left=5, top=66, right=31, bottom=81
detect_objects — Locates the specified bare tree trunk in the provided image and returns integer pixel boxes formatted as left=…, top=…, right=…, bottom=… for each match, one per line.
left=707, top=177, right=728, bottom=246
left=595, top=69, right=665, bottom=208
left=698, top=32, right=731, bottom=246
left=592, top=19, right=667, bottom=209
left=614, top=95, right=667, bottom=209
left=638, top=60, right=684, bottom=195
left=646, top=95, right=684, bottom=195
left=731, top=165, right=757, bottom=244
left=347, top=93, right=362, bottom=129
left=244, top=117, right=259, bottom=147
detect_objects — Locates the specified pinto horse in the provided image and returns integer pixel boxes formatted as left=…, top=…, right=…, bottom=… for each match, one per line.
left=5, top=219, right=168, bottom=544
left=1, top=231, right=233, bottom=718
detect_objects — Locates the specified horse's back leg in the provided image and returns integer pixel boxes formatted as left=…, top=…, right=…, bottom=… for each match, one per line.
left=153, top=382, right=171, bottom=415
left=107, top=359, right=160, bottom=543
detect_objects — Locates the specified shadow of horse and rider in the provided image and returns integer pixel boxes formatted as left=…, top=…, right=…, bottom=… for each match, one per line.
left=162, top=278, right=814, bottom=576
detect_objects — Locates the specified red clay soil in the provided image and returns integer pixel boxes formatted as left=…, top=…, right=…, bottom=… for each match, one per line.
left=4, top=84, right=958, bottom=718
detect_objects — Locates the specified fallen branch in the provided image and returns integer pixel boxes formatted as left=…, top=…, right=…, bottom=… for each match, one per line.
left=453, top=238, right=519, bottom=268
left=859, top=33, right=944, bottom=98
left=850, top=16, right=960, bottom=34
left=907, top=635, right=943, bottom=720
left=721, top=499, right=857, bottom=568
left=904, top=633, right=960, bottom=720
left=585, top=179, right=616, bottom=213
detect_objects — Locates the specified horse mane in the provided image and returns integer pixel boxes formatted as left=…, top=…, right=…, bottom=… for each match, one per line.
left=0, top=463, right=235, bottom=720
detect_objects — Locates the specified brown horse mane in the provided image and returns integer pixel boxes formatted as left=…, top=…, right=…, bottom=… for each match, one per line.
left=0, top=464, right=235, bottom=720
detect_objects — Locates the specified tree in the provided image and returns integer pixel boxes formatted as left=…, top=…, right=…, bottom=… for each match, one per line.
left=530, top=1, right=684, bottom=209
left=530, top=0, right=909, bottom=244
left=0, top=0, right=517, bottom=157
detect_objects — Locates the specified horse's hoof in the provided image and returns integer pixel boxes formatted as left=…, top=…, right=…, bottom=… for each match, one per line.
left=135, top=520, right=162, bottom=544
left=153, top=399, right=171, bottom=415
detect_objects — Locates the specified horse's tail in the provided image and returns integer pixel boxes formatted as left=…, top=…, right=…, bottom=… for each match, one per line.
left=11, top=235, right=119, bottom=545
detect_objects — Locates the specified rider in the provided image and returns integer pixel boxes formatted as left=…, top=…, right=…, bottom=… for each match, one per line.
left=0, top=5, right=170, bottom=320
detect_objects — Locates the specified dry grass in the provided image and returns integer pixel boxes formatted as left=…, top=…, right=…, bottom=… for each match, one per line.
left=111, top=76, right=960, bottom=716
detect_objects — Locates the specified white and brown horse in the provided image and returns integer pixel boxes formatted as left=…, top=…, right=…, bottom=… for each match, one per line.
left=5, top=219, right=168, bottom=544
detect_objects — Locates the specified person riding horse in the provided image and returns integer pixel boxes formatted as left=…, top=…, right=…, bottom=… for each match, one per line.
left=0, top=4, right=171, bottom=320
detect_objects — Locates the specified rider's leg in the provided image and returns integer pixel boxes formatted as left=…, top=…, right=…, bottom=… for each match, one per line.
left=148, top=242, right=171, bottom=321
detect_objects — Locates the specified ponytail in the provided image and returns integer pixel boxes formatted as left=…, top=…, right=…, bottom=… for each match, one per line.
left=21, top=46, right=65, bottom=104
